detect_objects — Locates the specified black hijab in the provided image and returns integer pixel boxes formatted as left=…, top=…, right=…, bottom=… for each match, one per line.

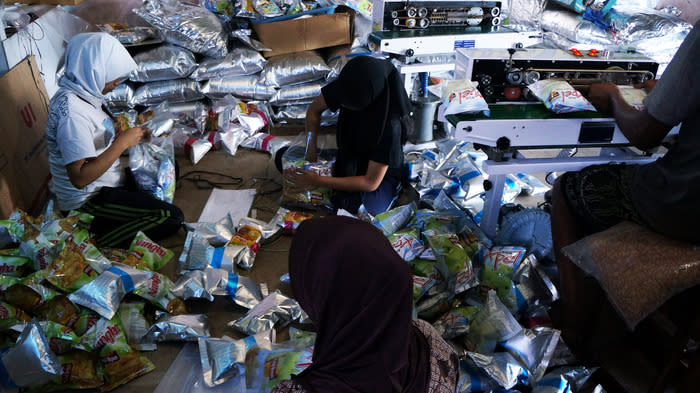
left=288, top=216, right=429, bottom=393
left=323, top=57, right=412, bottom=177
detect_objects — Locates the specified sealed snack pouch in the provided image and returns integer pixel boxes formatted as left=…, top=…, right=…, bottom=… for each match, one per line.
left=389, top=227, right=425, bottom=261
left=372, top=202, right=416, bottom=236
left=3, top=283, right=59, bottom=312
left=0, top=250, right=31, bottom=277
left=129, top=139, right=176, bottom=203
left=117, top=302, right=156, bottom=351
left=528, top=80, right=595, bottom=114
left=84, top=315, right=155, bottom=391
left=0, top=321, right=61, bottom=388
left=34, top=295, right=80, bottom=327
left=501, top=327, right=561, bottom=384
left=34, top=350, right=104, bottom=392
left=436, top=80, right=490, bottom=116
left=198, top=329, right=275, bottom=387
left=142, top=313, right=210, bottom=343
left=412, top=275, right=437, bottom=303
left=10, top=320, right=84, bottom=355
left=133, top=271, right=181, bottom=312
left=46, top=240, right=99, bottom=292
left=479, top=246, right=527, bottom=311
left=467, top=351, right=530, bottom=389
left=227, top=217, right=278, bottom=270
left=423, top=230, right=479, bottom=295
left=69, top=228, right=112, bottom=273
left=245, top=343, right=314, bottom=392
left=0, top=301, right=31, bottom=330
left=464, top=290, right=522, bottom=353
left=281, top=133, right=335, bottom=210
left=271, top=207, right=312, bottom=234
left=123, top=231, right=174, bottom=271
left=432, top=305, right=480, bottom=340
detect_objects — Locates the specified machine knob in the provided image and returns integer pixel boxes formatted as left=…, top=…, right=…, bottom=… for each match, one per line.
left=508, top=48, right=516, bottom=56
left=496, top=136, right=511, bottom=151
left=483, top=179, right=492, bottom=191
left=405, top=48, right=415, bottom=57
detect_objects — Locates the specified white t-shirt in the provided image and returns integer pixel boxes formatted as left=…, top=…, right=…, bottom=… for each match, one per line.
left=46, top=89, right=124, bottom=211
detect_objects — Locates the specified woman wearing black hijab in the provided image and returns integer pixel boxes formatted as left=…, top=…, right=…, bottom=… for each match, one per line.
left=271, top=216, right=458, bottom=393
left=283, top=56, right=412, bottom=216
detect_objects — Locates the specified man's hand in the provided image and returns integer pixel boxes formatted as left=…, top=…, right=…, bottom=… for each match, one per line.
left=283, top=168, right=319, bottom=193
left=587, top=82, right=620, bottom=114
left=634, top=79, right=657, bottom=94
left=116, top=126, right=147, bottom=149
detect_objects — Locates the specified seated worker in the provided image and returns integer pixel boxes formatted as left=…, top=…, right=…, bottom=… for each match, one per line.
left=551, top=21, right=699, bottom=346
left=272, top=216, right=458, bottom=393
left=281, top=56, right=412, bottom=216
left=47, top=33, right=184, bottom=248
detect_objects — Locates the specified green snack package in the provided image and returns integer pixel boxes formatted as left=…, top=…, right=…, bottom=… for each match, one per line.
left=10, top=320, right=84, bottom=354
left=0, top=249, right=31, bottom=277
left=46, top=240, right=99, bottom=292
left=123, top=231, right=174, bottom=271
left=372, top=202, right=416, bottom=236
left=27, top=350, right=104, bottom=393
left=83, top=315, right=155, bottom=391
left=432, top=305, right=480, bottom=340
left=246, top=345, right=314, bottom=392
left=412, top=275, right=437, bottom=303
left=0, top=275, right=23, bottom=290
left=388, top=227, right=425, bottom=261
left=0, top=300, right=31, bottom=330
left=133, top=271, right=177, bottom=310
left=479, top=246, right=527, bottom=311
left=423, top=230, right=479, bottom=295
left=409, top=257, right=443, bottom=282
left=70, top=228, right=112, bottom=273
left=4, top=283, right=59, bottom=311
left=288, top=327, right=316, bottom=347
left=71, top=309, right=101, bottom=337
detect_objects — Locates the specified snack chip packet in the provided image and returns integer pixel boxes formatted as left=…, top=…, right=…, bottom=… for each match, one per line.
left=133, top=271, right=179, bottom=310
left=10, top=320, right=84, bottom=355
left=198, top=329, right=275, bottom=387
left=432, top=305, right=480, bottom=340
left=467, top=351, right=530, bottom=389
left=37, top=350, right=104, bottom=391
left=227, top=217, right=278, bottom=270
left=479, top=246, right=527, bottom=310
left=1, top=320, right=61, bottom=387
left=245, top=344, right=314, bottom=392
left=437, top=80, right=490, bottom=116
left=423, top=230, right=479, bottom=295
left=0, top=251, right=31, bottom=277
left=240, top=133, right=291, bottom=157
left=501, top=327, right=561, bottom=384
left=142, top=313, right=211, bottom=343
left=34, top=295, right=80, bottom=328
left=4, top=283, right=58, bottom=312
left=123, top=231, right=174, bottom=271
left=464, top=290, right=523, bottom=353
left=117, top=302, right=156, bottom=351
left=45, top=240, right=99, bottom=292
left=0, top=301, right=32, bottom=330
left=372, top=202, right=416, bottom=236
left=389, top=227, right=425, bottom=262
left=229, top=291, right=303, bottom=335
left=271, top=207, right=313, bottom=234
left=528, top=79, right=595, bottom=114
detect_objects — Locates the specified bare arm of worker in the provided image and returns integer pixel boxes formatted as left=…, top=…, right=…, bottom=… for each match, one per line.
left=65, top=126, right=146, bottom=189
left=587, top=82, right=671, bottom=150
left=284, top=160, right=389, bottom=193
left=304, top=95, right=328, bottom=162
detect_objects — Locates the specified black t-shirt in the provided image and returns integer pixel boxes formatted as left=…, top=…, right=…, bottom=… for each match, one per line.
left=322, top=80, right=405, bottom=180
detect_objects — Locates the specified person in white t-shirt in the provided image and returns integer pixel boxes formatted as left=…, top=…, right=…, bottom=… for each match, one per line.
left=46, top=33, right=183, bottom=248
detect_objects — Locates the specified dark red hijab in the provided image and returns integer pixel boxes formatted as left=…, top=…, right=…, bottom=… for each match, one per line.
left=289, top=216, right=429, bottom=393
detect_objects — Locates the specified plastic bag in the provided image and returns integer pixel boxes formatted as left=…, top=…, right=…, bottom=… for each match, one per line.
left=528, top=80, right=596, bottom=114
left=269, top=80, right=324, bottom=105
left=129, top=45, right=198, bottom=82
left=134, top=0, right=228, bottom=59
left=260, top=51, right=331, bottom=87
left=280, top=132, right=335, bottom=210
left=129, top=139, right=176, bottom=203
left=435, top=80, right=490, bottom=116
left=190, top=47, right=267, bottom=80
left=132, top=79, right=204, bottom=107
left=200, top=74, right=276, bottom=100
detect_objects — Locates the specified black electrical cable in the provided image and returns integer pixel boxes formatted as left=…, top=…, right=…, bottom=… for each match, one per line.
left=177, top=170, right=244, bottom=189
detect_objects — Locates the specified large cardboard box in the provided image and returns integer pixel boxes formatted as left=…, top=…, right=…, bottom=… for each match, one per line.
left=0, top=56, right=51, bottom=218
left=252, top=11, right=353, bottom=58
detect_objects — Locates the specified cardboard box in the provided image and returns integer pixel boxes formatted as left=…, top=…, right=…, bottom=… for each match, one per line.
left=253, top=11, right=353, bottom=58
left=0, top=56, right=51, bottom=219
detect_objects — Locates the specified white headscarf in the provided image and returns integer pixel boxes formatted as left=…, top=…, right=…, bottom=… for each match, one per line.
left=58, top=33, right=137, bottom=107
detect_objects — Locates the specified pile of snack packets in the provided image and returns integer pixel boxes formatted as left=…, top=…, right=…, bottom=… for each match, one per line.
left=0, top=203, right=315, bottom=392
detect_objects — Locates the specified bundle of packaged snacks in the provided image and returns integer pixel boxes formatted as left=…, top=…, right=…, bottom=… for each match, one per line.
left=122, top=232, right=174, bottom=271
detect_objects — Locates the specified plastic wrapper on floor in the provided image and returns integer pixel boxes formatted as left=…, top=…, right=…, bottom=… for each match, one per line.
left=132, top=79, right=204, bottom=106
left=228, top=290, right=303, bottom=335
left=134, top=0, right=228, bottom=59
left=130, top=45, right=198, bottom=82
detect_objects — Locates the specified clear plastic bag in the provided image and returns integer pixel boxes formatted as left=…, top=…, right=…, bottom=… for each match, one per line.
left=129, top=138, right=176, bottom=203
left=280, top=132, right=335, bottom=211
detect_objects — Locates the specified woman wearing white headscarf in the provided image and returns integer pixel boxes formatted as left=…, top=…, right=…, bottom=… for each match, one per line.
left=47, top=33, right=183, bottom=248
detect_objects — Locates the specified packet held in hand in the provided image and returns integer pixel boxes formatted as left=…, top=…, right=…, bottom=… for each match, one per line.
left=229, top=291, right=303, bottom=335
left=123, top=232, right=174, bottom=271
left=199, top=329, right=275, bottom=387
left=1, top=320, right=61, bottom=388
left=68, top=264, right=152, bottom=320
left=142, top=313, right=210, bottom=343
left=528, top=80, right=595, bottom=114
left=438, top=80, right=490, bottom=116
left=246, top=343, right=314, bottom=392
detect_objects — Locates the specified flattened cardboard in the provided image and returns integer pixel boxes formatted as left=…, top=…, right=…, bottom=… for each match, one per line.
left=0, top=56, right=51, bottom=218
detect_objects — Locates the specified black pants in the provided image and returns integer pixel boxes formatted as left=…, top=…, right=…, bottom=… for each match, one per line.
left=78, top=187, right=184, bottom=249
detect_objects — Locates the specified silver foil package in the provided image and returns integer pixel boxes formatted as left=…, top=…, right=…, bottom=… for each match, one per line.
left=199, top=329, right=275, bottom=387
left=467, top=351, right=530, bottom=389
left=185, top=214, right=236, bottom=247
left=118, top=302, right=157, bottom=351
left=130, top=45, right=198, bottom=82
left=172, top=267, right=263, bottom=309
left=240, top=132, right=291, bottom=157
left=190, top=47, right=267, bottom=80
left=200, top=74, right=276, bottom=100
left=102, top=25, right=159, bottom=45
left=105, top=83, right=135, bottom=108
left=464, top=290, right=523, bottom=353
left=231, top=29, right=271, bottom=52
left=432, top=305, right=479, bottom=340
left=134, top=0, right=228, bottom=59
left=68, top=264, right=152, bottom=320
left=270, top=80, right=324, bottom=105
left=229, top=290, right=303, bottom=335
left=226, top=217, right=279, bottom=270
left=0, top=320, right=61, bottom=387
left=513, top=255, right=559, bottom=314
left=458, top=358, right=502, bottom=393
left=260, top=51, right=331, bottom=87
left=184, top=137, right=214, bottom=165
left=532, top=366, right=593, bottom=393
left=179, top=231, right=237, bottom=272
left=501, top=327, right=561, bottom=384
left=142, top=313, right=211, bottom=343
left=132, top=79, right=204, bottom=106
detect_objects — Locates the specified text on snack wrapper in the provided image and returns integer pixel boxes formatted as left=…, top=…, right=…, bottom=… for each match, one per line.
left=96, top=324, right=122, bottom=348
left=135, top=239, right=168, bottom=257
left=148, top=273, right=162, bottom=296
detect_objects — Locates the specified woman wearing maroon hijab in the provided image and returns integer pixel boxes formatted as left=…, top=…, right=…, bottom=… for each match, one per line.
left=272, top=216, right=458, bottom=393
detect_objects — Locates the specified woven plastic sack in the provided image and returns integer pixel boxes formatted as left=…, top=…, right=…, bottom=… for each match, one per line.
left=562, top=221, right=700, bottom=329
